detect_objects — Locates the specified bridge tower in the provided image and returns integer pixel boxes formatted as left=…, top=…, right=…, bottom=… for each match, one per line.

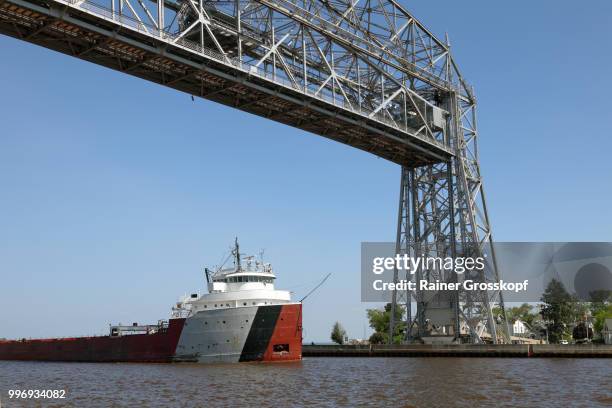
left=389, top=81, right=510, bottom=344
left=0, top=0, right=509, bottom=343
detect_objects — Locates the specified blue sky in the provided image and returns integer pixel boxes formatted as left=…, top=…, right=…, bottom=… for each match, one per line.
left=0, top=0, right=611, bottom=342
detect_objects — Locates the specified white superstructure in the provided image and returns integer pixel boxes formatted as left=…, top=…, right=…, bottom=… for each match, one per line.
left=171, top=239, right=293, bottom=318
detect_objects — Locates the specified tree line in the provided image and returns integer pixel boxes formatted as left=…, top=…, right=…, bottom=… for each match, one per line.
left=330, top=279, right=611, bottom=344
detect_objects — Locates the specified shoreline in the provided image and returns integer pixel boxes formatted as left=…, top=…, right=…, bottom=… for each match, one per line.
left=303, top=344, right=612, bottom=358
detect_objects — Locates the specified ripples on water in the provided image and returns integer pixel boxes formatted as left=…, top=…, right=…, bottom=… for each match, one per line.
left=0, top=358, right=610, bottom=407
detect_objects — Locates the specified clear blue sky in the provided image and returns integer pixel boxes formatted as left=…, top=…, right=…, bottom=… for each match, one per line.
left=1, top=1, right=611, bottom=342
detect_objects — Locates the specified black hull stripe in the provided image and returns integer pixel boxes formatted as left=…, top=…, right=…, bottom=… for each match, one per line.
left=239, top=305, right=282, bottom=362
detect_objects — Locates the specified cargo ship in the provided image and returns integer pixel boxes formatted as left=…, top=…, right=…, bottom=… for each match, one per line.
left=0, top=240, right=302, bottom=363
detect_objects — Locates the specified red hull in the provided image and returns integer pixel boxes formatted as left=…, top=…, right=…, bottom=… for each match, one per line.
left=262, top=304, right=302, bottom=362
left=0, top=319, right=186, bottom=363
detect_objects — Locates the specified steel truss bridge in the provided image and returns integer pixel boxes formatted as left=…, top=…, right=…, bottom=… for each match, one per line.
left=0, top=0, right=509, bottom=343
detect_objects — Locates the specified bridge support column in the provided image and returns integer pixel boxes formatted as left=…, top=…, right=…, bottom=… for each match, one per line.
left=389, top=92, right=510, bottom=344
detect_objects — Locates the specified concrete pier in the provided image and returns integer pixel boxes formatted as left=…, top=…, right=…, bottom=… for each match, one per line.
left=302, top=344, right=612, bottom=358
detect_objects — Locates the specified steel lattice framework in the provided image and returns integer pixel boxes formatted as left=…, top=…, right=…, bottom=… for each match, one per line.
left=0, top=0, right=509, bottom=342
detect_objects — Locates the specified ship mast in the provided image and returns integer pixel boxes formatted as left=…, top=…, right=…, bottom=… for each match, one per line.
left=233, top=237, right=241, bottom=272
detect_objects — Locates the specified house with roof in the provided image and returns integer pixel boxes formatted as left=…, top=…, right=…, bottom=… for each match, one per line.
left=512, top=319, right=529, bottom=337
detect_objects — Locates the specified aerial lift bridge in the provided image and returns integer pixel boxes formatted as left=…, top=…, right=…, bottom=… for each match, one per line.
left=0, top=0, right=509, bottom=343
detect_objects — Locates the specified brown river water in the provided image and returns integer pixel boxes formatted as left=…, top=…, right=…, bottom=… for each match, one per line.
left=0, top=357, right=610, bottom=407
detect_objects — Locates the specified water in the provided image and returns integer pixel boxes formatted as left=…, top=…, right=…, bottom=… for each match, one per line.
left=0, top=358, right=610, bottom=407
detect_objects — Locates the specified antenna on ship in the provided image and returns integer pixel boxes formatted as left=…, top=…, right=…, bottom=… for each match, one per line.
left=204, top=267, right=211, bottom=284
left=233, top=237, right=241, bottom=272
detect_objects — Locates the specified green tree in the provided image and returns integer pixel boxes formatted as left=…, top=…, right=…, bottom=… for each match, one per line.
left=593, top=304, right=612, bottom=335
left=540, top=279, right=577, bottom=343
left=589, top=290, right=611, bottom=316
left=583, top=290, right=610, bottom=339
left=367, top=303, right=405, bottom=344
left=368, top=332, right=385, bottom=345
left=491, top=305, right=505, bottom=322
left=331, top=321, right=346, bottom=345
left=493, top=303, right=537, bottom=328
left=509, top=303, right=537, bottom=327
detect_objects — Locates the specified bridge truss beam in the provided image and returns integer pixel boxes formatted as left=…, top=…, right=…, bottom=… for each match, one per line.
left=0, top=0, right=459, bottom=166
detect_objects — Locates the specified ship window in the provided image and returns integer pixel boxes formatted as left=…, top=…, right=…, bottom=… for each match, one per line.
left=204, top=305, right=207, bottom=308
left=214, top=304, right=218, bottom=307
left=273, top=344, right=289, bottom=353
left=243, top=302, right=247, bottom=306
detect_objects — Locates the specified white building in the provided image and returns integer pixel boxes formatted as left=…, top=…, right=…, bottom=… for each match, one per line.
left=604, top=319, right=612, bottom=345
left=512, top=319, right=529, bottom=336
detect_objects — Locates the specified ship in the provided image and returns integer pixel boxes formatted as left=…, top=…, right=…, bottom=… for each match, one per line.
left=0, top=240, right=302, bottom=363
